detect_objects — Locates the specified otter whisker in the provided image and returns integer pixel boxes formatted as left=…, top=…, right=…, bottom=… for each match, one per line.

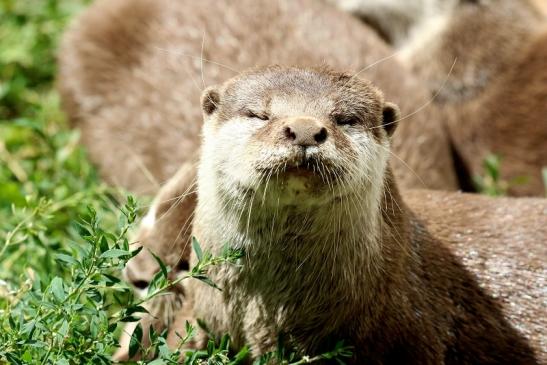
left=348, top=50, right=403, bottom=83
left=200, top=31, right=206, bottom=90
left=370, top=57, right=458, bottom=130
left=124, top=145, right=161, bottom=190
left=378, top=144, right=427, bottom=189
left=154, top=46, right=241, bottom=74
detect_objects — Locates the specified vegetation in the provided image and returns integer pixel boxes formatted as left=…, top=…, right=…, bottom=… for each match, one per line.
left=0, top=1, right=352, bottom=363
left=473, top=154, right=530, bottom=197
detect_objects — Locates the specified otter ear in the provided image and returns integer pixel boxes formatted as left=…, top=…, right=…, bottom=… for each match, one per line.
left=201, top=86, right=221, bottom=116
left=382, top=102, right=400, bottom=137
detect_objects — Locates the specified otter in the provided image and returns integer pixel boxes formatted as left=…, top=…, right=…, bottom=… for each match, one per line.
left=328, top=0, right=547, bottom=196
left=116, top=173, right=547, bottom=361
left=172, top=66, right=537, bottom=363
left=403, top=190, right=547, bottom=361
left=58, top=0, right=458, bottom=195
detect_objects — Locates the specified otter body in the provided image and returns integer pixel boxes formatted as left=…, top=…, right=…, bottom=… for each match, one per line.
left=404, top=190, right=547, bottom=359
left=58, top=0, right=458, bottom=194
left=330, top=0, right=547, bottom=195
left=187, top=66, right=538, bottom=364
left=119, top=177, right=547, bottom=361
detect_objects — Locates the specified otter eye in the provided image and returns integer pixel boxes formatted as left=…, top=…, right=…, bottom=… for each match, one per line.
left=245, top=110, right=269, bottom=121
left=334, top=115, right=358, bottom=126
left=132, top=280, right=149, bottom=290
left=175, top=260, right=189, bottom=272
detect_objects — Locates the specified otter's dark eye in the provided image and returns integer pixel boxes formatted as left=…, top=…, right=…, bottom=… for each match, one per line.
left=335, top=115, right=358, bottom=126
left=175, top=260, right=189, bottom=272
left=132, top=280, right=149, bottom=290
left=245, top=110, right=269, bottom=121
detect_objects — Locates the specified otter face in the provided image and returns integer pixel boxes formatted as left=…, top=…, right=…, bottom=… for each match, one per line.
left=199, top=67, right=399, bottom=209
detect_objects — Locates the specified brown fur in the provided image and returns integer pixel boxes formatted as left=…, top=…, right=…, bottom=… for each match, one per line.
left=185, top=67, right=538, bottom=364
left=425, top=2, right=547, bottom=196
left=403, top=189, right=547, bottom=361
left=58, top=0, right=458, bottom=195
left=331, top=0, right=547, bottom=195
left=117, top=174, right=547, bottom=362
left=448, top=28, right=547, bottom=195
left=113, top=161, right=197, bottom=361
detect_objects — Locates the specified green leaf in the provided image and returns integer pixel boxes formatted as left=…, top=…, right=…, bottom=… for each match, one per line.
left=86, top=288, right=102, bottom=303
left=484, top=154, right=501, bottom=181
left=207, top=339, right=215, bottom=356
left=229, top=345, right=250, bottom=364
left=150, top=250, right=168, bottom=279
left=148, top=359, right=166, bottom=365
left=102, top=273, right=121, bottom=285
left=192, top=274, right=221, bottom=291
left=219, top=333, right=230, bottom=350
left=99, top=248, right=131, bottom=259
left=192, top=236, right=203, bottom=262
left=129, top=322, right=143, bottom=358
left=148, top=270, right=167, bottom=293
left=50, top=277, right=65, bottom=302
left=22, top=351, right=32, bottom=362
left=55, top=253, right=78, bottom=266
left=130, top=245, right=143, bottom=258
left=58, top=320, right=69, bottom=337
left=99, top=235, right=109, bottom=253
left=124, top=305, right=149, bottom=316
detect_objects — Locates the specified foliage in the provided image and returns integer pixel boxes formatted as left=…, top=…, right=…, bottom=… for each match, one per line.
left=0, top=200, right=139, bottom=363
left=0, top=0, right=90, bottom=119
left=473, top=154, right=528, bottom=197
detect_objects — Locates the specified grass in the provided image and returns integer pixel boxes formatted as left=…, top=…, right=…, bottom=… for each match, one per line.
left=0, top=1, right=352, bottom=363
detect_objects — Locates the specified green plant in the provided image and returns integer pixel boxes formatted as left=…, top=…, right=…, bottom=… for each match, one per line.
left=0, top=199, right=139, bottom=363
left=0, top=0, right=90, bottom=119
left=473, top=154, right=528, bottom=196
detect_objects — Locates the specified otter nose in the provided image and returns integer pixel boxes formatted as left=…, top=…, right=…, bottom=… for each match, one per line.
left=283, top=117, right=328, bottom=147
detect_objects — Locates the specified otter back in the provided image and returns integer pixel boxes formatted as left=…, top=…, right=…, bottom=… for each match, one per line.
left=58, top=0, right=458, bottom=194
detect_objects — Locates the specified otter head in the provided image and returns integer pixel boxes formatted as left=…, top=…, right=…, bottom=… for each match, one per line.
left=197, top=66, right=399, bottom=236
